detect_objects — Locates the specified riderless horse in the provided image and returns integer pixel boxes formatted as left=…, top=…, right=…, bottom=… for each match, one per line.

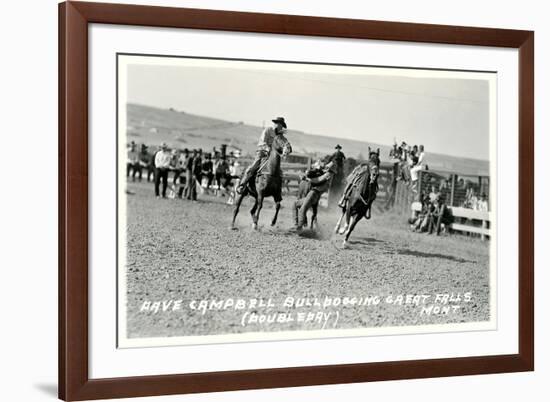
left=231, top=135, right=291, bottom=229
left=334, top=148, right=380, bottom=247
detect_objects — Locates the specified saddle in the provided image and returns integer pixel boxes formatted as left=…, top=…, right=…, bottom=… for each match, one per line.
left=256, top=150, right=282, bottom=178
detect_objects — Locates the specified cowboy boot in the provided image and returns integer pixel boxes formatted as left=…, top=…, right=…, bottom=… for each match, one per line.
left=338, top=185, right=351, bottom=208
left=236, top=173, right=249, bottom=194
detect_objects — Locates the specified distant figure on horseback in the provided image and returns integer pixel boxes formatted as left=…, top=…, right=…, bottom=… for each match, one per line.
left=231, top=117, right=292, bottom=229
left=334, top=147, right=380, bottom=247
left=327, top=144, right=346, bottom=207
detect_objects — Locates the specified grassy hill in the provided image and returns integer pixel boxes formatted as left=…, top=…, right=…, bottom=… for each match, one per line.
left=126, top=103, right=489, bottom=176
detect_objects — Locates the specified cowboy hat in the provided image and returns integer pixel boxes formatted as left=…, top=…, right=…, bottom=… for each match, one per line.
left=271, top=117, right=287, bottom=128
left=335, top=144, right=342, bottom=149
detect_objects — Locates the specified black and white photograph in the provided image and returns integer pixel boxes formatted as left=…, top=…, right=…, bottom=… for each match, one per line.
left=3, top=0, right=546, bottom=400
left=117, top=54, right=496, bottom=347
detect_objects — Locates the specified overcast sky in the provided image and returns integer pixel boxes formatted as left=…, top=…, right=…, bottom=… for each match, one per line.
left=126, top=60, right=492, bottom=160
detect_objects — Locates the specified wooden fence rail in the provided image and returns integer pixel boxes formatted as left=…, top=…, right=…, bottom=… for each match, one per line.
left=411, top=203, right=491, bottom=240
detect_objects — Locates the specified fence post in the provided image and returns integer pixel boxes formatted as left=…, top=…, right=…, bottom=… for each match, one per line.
left=402, top=182, right=408, bottom=215
left=397, top=182, right=404, bottom=215
left=450, top=174, right=456, bottom=207
left=485, top=176, right=491, bottom=211
left=417, top=170, right=423, bottom=201
left=482, top=220, right=488, bottom=242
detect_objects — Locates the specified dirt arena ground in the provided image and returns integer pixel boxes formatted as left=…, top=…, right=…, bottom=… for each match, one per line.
left=123, top=180, right=491, bottom=340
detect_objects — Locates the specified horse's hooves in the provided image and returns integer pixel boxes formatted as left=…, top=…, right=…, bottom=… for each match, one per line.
left=338, top=228, right=346, bottom=235
left=342, top=241, right=349, bottom=249
left=229, top=226, right=238, bottom=231
left=252, top=223, right=258, bottom=230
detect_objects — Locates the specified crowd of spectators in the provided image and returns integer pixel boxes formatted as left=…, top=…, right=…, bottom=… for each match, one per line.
left=128, top=138, right=490, bottom=235
left=408, top=186, right=453, bottom=235
left=387, top=138, right=490, bottom=213
left=126, top=141, right=243, bottom=201
left=389, top=140, right=427, bottom=191
left=462, top=188, right=489, bottom=211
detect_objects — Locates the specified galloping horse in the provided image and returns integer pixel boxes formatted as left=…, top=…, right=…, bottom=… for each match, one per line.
left=334, top=148, right=380, bottom=247
left=231, top=135, right=291, bottom=229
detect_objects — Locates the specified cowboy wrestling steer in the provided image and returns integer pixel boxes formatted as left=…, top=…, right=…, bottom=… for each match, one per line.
left=293, top=161, right=337, bottom=231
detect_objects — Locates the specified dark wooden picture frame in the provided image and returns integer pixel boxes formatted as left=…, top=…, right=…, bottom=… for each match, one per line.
left=59, top=1, right=534, bottom=400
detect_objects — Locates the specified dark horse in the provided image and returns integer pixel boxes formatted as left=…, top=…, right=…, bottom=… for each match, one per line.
left=231, top=135, right=291, bottom=229
left=334, top=148, right=380, bottom=247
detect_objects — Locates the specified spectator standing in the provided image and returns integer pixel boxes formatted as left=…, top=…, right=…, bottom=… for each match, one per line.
left=226, top=156, right=241, bottom=189
left=215, top=156, right=230, bottom=196
left=410, top=145, right=419, bottom=165
left=466, top=187, right=478, bottom=210
left=229, top=157, right=242, bottom=179
left=154, top=143, right=171, bottom=198
left=417, top=145, right=425, bottom=166
left=392, top=141, right=411, bottom=182
left=428, top=185, right=439, bottom=204
left=176, top=149, right=189, bottom=198
left=147, top=146, right=159, bottom=182
left=224, top=157, right=242, bottom=204
left=478, top=193, right=489, bottom=211
left=135, top=144, right=149, bottom=182
left=201, top=153, right=214, bottom=191
left=410, top=144, right=426, bottom=186
left=126, top=141, right=139, bottom=181
left=213, top=154, right=221, bottom=189
left=471, top=192, right=479, bottom=210
left=184, top=150, right=196, bottom=200
left=406, top=145, right=415, bottom=171
left=193, top=149, right=203, bottom=196
left=170, top=149, right=182, bottom=186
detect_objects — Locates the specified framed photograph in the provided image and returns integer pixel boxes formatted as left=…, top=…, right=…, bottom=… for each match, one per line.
left=59, top=1, right=534, bottom=400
